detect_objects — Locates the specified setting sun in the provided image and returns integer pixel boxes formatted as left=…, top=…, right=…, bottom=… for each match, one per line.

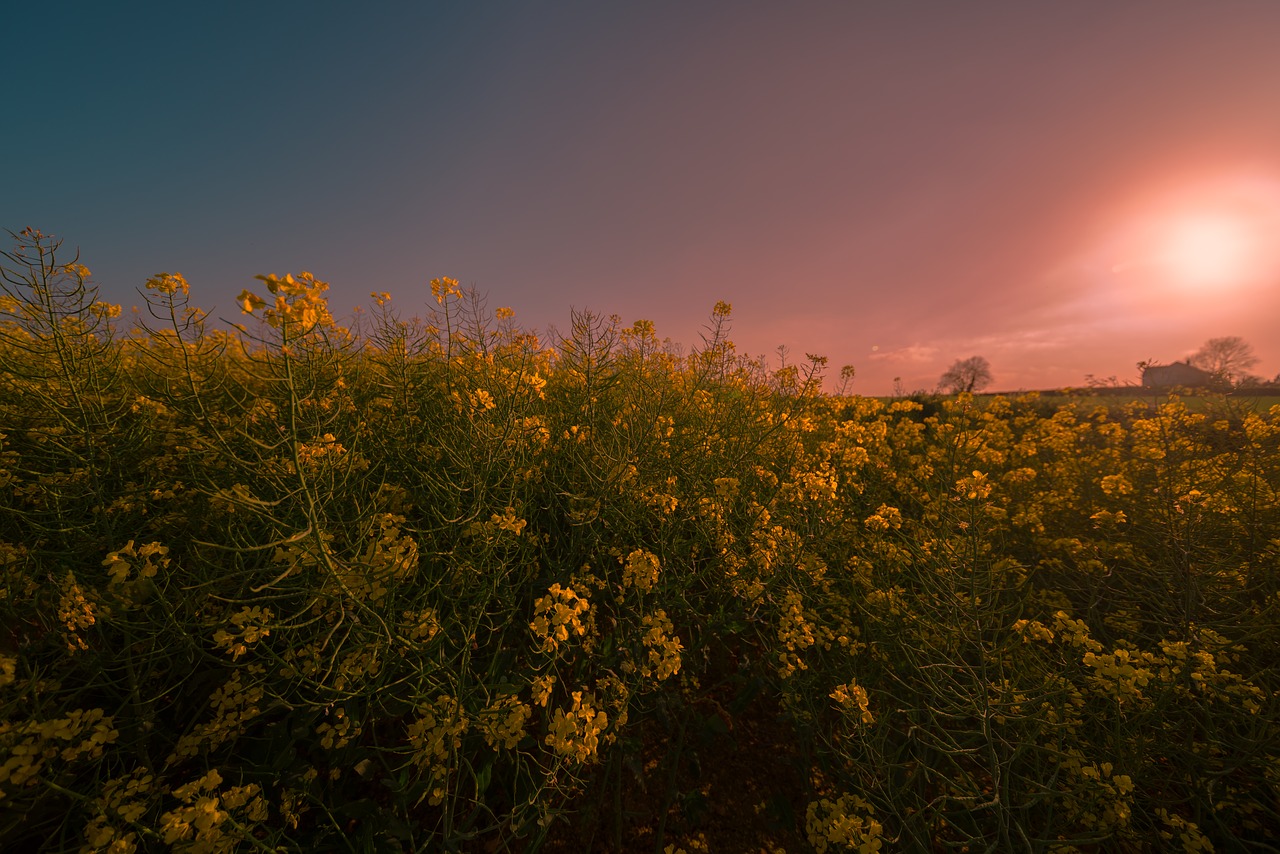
left=1161, top=213, right=1254, bottom=287
left=1108, top=174, right=1280, bottom=309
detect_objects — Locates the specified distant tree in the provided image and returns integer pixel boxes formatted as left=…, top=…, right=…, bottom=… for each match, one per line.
left=1237, top=373, right=1266, bottom=389
left=1189, top=336, right=1259, bottom=386
left=939, top=356, right=993, bottom=394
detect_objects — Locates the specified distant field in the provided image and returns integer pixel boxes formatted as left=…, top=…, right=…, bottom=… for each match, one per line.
left=945, top=387, right=1280, bottom=414
left=1025, top=389, right=1280, bottom=413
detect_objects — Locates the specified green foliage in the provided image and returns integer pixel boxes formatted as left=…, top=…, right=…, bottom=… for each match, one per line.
left=3, top=232, right=1280, bottom=851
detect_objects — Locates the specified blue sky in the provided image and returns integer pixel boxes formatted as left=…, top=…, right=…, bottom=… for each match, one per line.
left=6, top=1, right=1280, bottom=392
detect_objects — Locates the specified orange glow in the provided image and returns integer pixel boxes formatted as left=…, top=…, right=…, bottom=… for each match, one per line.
left=1160, top=212, right=1255, bottom=287
left=1107, top=174, right=1280, bottom=299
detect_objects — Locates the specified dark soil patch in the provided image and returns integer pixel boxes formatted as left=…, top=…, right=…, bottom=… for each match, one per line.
left=539, top=689, right=812, bottom=853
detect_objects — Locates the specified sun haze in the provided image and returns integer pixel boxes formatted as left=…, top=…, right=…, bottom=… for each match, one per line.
left=1163, top=214, right=1254, bottom=288
left=5, top=2, right=1280, bottom=393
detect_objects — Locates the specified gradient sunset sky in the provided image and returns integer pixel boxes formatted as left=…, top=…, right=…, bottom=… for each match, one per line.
left=7, top=1, right=1280, bottom=394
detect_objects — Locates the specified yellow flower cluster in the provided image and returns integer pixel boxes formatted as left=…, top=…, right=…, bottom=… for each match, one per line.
left=713, top=476, right=739, bottom=500
left=1083, top=648, right=1156, bottom=704
left=479, top=694, right=532, bottom=751
left=1052, top=611, right=1103, bottom=653
left=955, top=470, right=992, bottom=501
left=862, top=504, right=902, bottom=532
left=1088, top=509, right=1128, bottom=527
left=452, top=386, right=498, bottom=416
left=1080, top=761, right=1134, bottom=827
left=805, top=794, right=883, bottom=853
left=621, top=548, right=660, bottom=594
left=144, top=272, right=190, bottom=296
left=1055, top=749, right=1137, bottom=832
left=467, top=506, right=528, bottom=540
left=316, top=706, right=361, bottom=750
left=789, top=462, right=839, bottom=502
left=530, top=674, right=556, bottom=707
left=1010, top=618, right=1056, bottom=644
left=644, top=489, right=679, bottom=515
left=407, top=696, right=469, bottom=806
left=401, top=607, right=442, bottom=644
left=345, top=513, right=419, bottom=601
left=829, top=681, right=874, bottom=725
left=430, top=276, right=462, bottom=305
left=158, top=769, right=267, bottom=853
left=81, top=768, right=154, bottom=853
left=862, top=586, right=905, bottom=619
left=639, top=610, right=683, bottom=681
left=1158, top=637, right=1264, bottom=714
left=0, top=708, right=118, bottom=801
left=295, top=433, right=348, bottom=473
left=167, top=667, right=265, bottom=764
left=510, top=415, right=551, bottom=449
left=237, top=271, right=334, bottom=330
left=663, top=833, right=712, bottom=854
left=330, top=645, right=382, bottom=693
left=777, top=590, right=816, bottom=678
left=88, top=300, right=122, bottom=320
left=128, top=395, right=171, bottom=418
left=545, top=690, right=609, bottom=763
left=57, top=571, right=98, bottom=652
left=749, top=521, right=787, bottom=577
left=1157, top=808, right=1215, bottom=853
left=1099, top=474, right=1133, bottom=496
left=530, top=583, right=590, bottom=653
left=212, top=606, right=272, bottom=660
left=270, top=529, right=331, bottom=573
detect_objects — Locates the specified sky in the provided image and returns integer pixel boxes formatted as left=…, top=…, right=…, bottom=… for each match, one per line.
left=5, top=1, right=1280, bottom=394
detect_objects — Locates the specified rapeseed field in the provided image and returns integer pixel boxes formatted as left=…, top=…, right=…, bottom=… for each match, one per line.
left=3, top=229, right=1279, bottom=851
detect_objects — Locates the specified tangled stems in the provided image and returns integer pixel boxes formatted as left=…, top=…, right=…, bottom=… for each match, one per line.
left=2, top=233, right=1280, bottom=851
